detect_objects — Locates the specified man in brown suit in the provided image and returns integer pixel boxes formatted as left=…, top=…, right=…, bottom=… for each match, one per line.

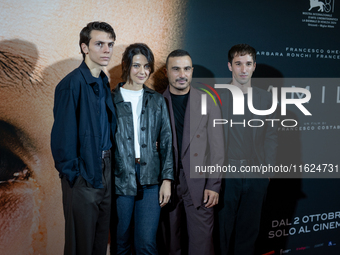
left=161, top=49, right=224, bottom=255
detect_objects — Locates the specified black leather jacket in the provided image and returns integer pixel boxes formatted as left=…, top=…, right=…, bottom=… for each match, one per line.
left=112, top=83, right=174, bottom=196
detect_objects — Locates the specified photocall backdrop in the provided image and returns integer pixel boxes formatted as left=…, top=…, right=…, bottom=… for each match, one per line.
left=0, top=0, right=339, bottom=254
left=183, top=0, right=340, bottom=254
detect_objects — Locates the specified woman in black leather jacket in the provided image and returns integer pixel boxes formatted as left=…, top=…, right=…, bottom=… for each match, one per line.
left=112, top=43, right=173, bottom=255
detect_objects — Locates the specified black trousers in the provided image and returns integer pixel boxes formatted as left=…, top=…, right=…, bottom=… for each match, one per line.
left=217, top=161, right=269, bottom=255
left=61, top=155, right=111, bottom=255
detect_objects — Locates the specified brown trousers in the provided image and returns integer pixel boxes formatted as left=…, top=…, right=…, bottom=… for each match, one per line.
left=160, top=169, right=215, bottom=255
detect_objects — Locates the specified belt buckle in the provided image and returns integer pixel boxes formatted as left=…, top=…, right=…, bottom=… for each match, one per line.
left=102, top=150, right=110, bottom=159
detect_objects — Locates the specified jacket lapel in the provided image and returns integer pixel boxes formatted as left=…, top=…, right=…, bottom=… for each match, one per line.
left=181, top=88, right=202, bottom=158
left=163, top=88, right=179, bottom=162
left=105, top=80, right=115, bottom=117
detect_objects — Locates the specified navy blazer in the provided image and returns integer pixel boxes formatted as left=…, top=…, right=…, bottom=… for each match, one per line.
left=51, top=61, right=116, bottom=188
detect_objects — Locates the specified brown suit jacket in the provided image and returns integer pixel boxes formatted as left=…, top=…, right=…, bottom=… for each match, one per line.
left=163, top=86, right=224, bottom=208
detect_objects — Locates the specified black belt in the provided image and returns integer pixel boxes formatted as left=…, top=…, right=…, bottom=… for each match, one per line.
left=135, top=158, right=140, bottom=164
left=101, top=150, right=111, bottom=159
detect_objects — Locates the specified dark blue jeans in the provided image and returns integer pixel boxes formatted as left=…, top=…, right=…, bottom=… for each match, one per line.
left=115, top=164, right=160, bottom=255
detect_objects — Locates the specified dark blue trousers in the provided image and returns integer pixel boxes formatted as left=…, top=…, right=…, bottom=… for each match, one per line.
left=115, top=164, right=160, bottom=255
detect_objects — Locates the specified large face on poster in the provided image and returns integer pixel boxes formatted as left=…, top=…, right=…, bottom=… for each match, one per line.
left=0, top=39, right=59, bottom=255
left=1, top=0, right=339, bottom=254
left=0, top=0, right=184, bottom=253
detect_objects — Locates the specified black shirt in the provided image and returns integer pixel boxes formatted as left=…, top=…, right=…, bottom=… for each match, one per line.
left=228, top=93, right=254, bottom=160
left=96, top=75, right=112, bottom=151
left=170, top=91, right=189, bottom=168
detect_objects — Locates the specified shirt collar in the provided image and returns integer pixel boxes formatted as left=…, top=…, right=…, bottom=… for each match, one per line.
left=79, top=61, right=109, bottom=86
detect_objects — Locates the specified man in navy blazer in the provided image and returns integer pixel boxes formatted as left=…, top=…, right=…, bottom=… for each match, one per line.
left=51, top=22, right=116, bottom=255
left=216, top=44, right=278, bottom=255
left=161, top=49, right=224, bottom=255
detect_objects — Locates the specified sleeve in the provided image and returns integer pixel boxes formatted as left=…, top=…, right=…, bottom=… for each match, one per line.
left=159, top=96, right=174, bottom=181
left=51, top=78, right=80, bottom=186
left=204, top=98, right=225, bottom=193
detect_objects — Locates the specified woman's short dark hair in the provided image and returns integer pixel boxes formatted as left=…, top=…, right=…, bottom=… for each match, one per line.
left=79, top=21, right=116, bottom=60
left=121, top=43, right=155, bottom=83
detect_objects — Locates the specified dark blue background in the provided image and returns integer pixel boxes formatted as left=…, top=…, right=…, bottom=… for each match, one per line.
left=182, top=1, right=340, bottom=254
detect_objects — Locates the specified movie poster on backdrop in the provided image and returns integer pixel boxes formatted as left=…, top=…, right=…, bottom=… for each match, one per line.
left=0, top=0, right=185, bottom=254
left=1, top=0, right=339, bottom=254
left=183, top=0, right=340, bottom=254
